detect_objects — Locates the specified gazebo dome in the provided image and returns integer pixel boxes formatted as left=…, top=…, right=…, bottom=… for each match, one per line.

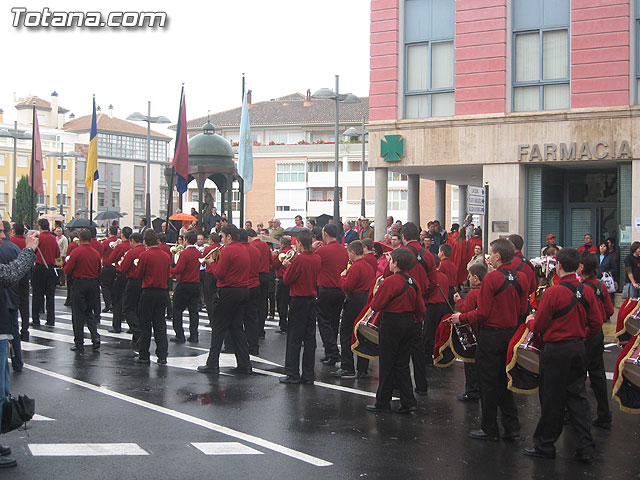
left=188, top=121, right=234, bottom=168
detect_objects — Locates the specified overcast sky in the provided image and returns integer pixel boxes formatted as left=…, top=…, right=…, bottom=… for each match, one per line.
left=0, top=0, right=370, bottom=135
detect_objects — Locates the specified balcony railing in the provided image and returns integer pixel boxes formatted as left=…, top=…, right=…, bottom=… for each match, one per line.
left=0, top=193, right=8, bottom=205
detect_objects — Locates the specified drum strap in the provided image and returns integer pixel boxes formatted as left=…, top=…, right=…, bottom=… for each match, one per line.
left=405, top=244, right=430, bottom=275
left=583, top=280, right=603, bottom=302
left=390, top=272, right=418, bottom=303
left=494, top=270, right=523, bottom=297
left=552, top=282, right=588, bottom=319
left=514, top=253, right=535, bottom=275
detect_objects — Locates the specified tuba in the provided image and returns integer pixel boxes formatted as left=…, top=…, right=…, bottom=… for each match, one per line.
left=278, top=249, right=295, bottom=263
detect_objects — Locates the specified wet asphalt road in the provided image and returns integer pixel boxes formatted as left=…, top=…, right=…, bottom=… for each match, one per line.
left=1, top=290, right=638, bottom=480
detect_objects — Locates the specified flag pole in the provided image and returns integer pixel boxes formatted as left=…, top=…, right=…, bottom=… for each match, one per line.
left=239, top=74, right=246, bottom=226
left=30, top=104, right=35, bottom=229
left=166, top=84, right=184, bottom=236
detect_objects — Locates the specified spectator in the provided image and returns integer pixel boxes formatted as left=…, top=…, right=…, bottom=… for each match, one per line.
left=342, top=221, right=358, bottom=245
left=623, top=241, right=640, bottom=298
left=541, top=234, right=561, bottom=256
left=577, top=234, right=597, bottom=254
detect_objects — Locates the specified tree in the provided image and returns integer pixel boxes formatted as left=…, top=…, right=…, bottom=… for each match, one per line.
left=14, top=176, right=38, bottom=228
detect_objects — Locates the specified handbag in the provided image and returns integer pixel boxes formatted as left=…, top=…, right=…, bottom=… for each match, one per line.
left=1, top=394, right=35, bottom=434
left=601, top=272, right=616, bottom=293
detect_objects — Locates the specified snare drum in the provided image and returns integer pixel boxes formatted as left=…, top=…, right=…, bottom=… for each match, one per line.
left=623, top=341, right=640, bottom=388
left=357, top=310, right=380, bottom=345
left=626, top=310, right=640, bottom=338
left=515, top=331, right=541, bottom=375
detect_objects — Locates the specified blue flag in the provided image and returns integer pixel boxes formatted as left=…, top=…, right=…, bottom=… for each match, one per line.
left=238, top=90, right=253, bottom=193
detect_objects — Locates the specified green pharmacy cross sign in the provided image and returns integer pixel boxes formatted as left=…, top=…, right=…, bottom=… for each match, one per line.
left=381, top=135, right=404, bottom=162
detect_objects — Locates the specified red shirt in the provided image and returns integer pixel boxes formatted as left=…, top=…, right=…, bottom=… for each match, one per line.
left=241, top=242, right=261, bottom=288
left=371, top=272, right=425, bottom=323
left=120, top=244, right=146, bottom=279
left=283, top=250, right=321, bottom=297
left=203, top=243, right=221, bottom=274
left=158, top=242, right=171, bottom=257
left=138, top=246, right=171, bottom=289
left=528, top=274, right=602, bottom=342
left=582, top=275, right=614, bottom=334
left=363, top=252, right=377, bottom=273
left=456, top=286, right=481, bottom=313
left=439, top=257, right=457, bottom=287
left=66, top=241, right=78, bottom=261
left=36, top=231, right=60, bottom=265
left=10, top=235, right=26, bottom=250
left=111, top=240, right=131, bottom=270
left=384, top=240, right=437, bottom=297
left=426, top=270, right=450, bottom=305
left=212, top=241, right=249, bottom=288
left=251, top=239, right=273, bottom=274
left=170, top=245, right=201, bottom=283
left=578, top=244, right=598, bottom=254
left=512, top=251, right=536, bottom=295
left=63, top=243, right=101, bottom=279
left=101, top=236, right=118, bottom=265
left=273, top=246, right=293, bottom=278
left=315, top=240, right=348, bottom=288
left=460, top=264, right=528, bottom=328
left=341, top=257, right=375, bottom=294
left=90, top=238, right=103, bottom=256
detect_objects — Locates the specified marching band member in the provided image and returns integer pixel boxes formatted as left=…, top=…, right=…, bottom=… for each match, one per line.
left=198, top=225, right=252, bottom=375
left=169, top=231, right=202, bottom=343
left=202, top=233, right=221, bottom=327
left=579, top=252, right=614, bottom=430
left=438, top=244, right=457, bottom=303
left=366, top=248, right=425, bottom=413
left=315, top=224, right=349, bottom=367
left=248, top=229, right=273, bottom=339
left=450, top=238, right=527, bottom=441
left=423, top=256, right=450, bottom=366
left=241, top=229, right=262, bottom=355
left=523, top=248, right=601, bottom=461
left=10, top=223, right=30, bottom=340
left=452, top=262, right=487, bottom=402
left=63, top=228, right=102, bottom=351
left=100, top=225, right=119, bottom=313
left=64, top=231, right=79, bottom=307
left=361, top=238, right=378, bottom=273
left=509, top=234, right=537, bottom=300
left=197, top=234, right=206, bottom=310
left=273, top=236, right=293, bottom=334
left=32, top=219, right=60, bottom=327
left=157, top=232, right=173, bottom=321
left=135, top=229, right=171, bottom=365
left=331, top=240, right=375, bottom=378
left=120, top=233, right=145, bottom=347
left=108, top=227, right=132, bottom=334
left=279, top=229, right=321, bottom=384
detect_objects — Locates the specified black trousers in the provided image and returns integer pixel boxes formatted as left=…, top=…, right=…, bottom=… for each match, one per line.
left=205, top=287, right=251, bottom=370
left=533, top=340, right=594, bottom=456
left=339, top=292, right=369, bottom=374
left=203, top=273, right=217, bottom=325
left=464, top=361, right=480, bottom=397
left=410, top=317, right=428, bottom=392
left=267, top=270, right=276, bottom=318
left=17, top=276, right=29, bottom=333
left=65, top=276, right=73, bottom=304
left=584, top=331, right=611, bottom=422
left=172, top=282, right=200, bottom=339
left=285, top=296, right=316, bottom=382
left=276, top=278, right=290, bottom=331
left=244, top=286, right=260, bottom=355
left=376, top=312, right=416, bottom=408
left=32, top=264, right=57, bottom=324
left=316, top=287, right=344, bottom=360
left=258, top=272, right=270, bottom=335
left=122, top=278, right=142, bottom=340
left=100, top=265, right=117, bottom=308
left=110, top=272, right=127, bottom=331
left=198, top=270, right=206, bottom=308
left=71, top=278, right=100, bottom=347
left=476, top=326, right=519, bottom=437
left=424, top=302, right=449, bottom=361
left=138, top=288, right=169, bottom=361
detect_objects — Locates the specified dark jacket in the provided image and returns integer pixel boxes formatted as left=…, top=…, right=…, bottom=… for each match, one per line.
left=0, top=246, right=35, bottom=335
left=597, top=252, right=617, bottom=279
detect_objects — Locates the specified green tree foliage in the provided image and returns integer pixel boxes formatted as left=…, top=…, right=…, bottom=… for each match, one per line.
left=14, top=175, right=38, bottom=227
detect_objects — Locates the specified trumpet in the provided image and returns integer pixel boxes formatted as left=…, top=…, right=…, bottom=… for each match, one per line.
left=199, top=245, right=223, bottom=265
left=133, top=258, right=139, bottom=267
left=73, top=237, right=80, bottom=245
left=170, top=244, right=185, bottom=255
left=109, top=238, right=122, bottom=249
left=278, top=250, right=295, bottom=263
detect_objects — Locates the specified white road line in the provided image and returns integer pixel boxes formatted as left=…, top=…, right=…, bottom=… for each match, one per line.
left=20, top=342, right=54, bottom=351
left=26, top=329, right=108, bottom=346
left=32, top=414, right=56, bottom=422
left=29, top=443, right=149, bottom=456
left=604, top=343, right=617, bottom=349
left=191, top=442, right=263, bottom=455
left=24, top=363, right=332, bottom=467
left=45, top=319, right=132, bottom=341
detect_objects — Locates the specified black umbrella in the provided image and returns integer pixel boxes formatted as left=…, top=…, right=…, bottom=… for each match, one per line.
left=283, top=226, right=311, bottom=235
left=66, top=218, right=98, bottom=229
left=94, top=210, right=124, bottom=221
left=314, top=214, right=333, bottom=228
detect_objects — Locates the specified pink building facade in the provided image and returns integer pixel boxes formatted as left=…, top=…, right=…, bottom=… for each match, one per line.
left=369, top=0, right=640, bottom=281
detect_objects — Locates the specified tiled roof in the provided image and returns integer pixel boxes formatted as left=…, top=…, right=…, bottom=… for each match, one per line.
left=15, top=96, right=69, bottom=113
left=63, top=113, right=171, bottom=139
left=179, top=93, right=369, bottom=131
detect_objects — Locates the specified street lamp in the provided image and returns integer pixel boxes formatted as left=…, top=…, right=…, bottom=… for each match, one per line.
left=47, top=144, right=79, bottom=216
left=312, top=75, right=360, bottom=230
left=0, top=121, right=32, bottom=220
left=343, top=116, right=368, bottom=218
left=127, top=102, right=170, bottom=228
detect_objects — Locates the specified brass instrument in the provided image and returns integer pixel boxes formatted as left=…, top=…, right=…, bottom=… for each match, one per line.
left=170, top=244, right=185, bottom=255
left=199, top=245, right=223, bottom=265
left=73, top=237, right=80, bottom=245
left=109, top=238, right=122, bottom=249
left=347, top=260, right=353, bottom=270
left=133, top=258, right=139, bottom=267
left=278, top=250, right=295, bottom=263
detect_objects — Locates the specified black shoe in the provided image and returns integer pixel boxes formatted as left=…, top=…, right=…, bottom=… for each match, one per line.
left=366, top=404, right=391, bottom=413
left=31, top=321, right=40, bottom=328
left=64, top=302, right=72, bottom=307
left=229, top=367, right=252, bottom=375
left=469, top=430, right=499, bottom=442
left=259, top=332, right=266, bottom=339
left=397, top=404, right=417, bottom=414
left=592, top=418, right=612, bottom=430
left=573, top=451, right=593, bottom=463
left=319, top=356, right=329, bottom=363
left=102, top=306, right=111, bottom=313
left=92, top=342, right=101, bottom=350
left=20, top=331, right=29, bottom=342
left=414, top=389, right=428, bottom=396
left=157, top=358, right=167, bottom=365
left=108, top=328, right=122, bottom=333
left=321, top=358, right=339, bottom=366
left=0, top=456, right=16, bottom=468
left=187, top=337, right=199, bottom=343
left=170, top=336, right=186, bottom=343
left=70, top=345, right=84, bottom=352
left=356, top=371, right=369, bottom=379
left=523, top=447, right=555, bottom=459
left=45, top=321, right=55, bottom=327
left=457, top=393, right=480, bottom=403
left=502, top=431, right=520, bottom=440
left=330, top=369, right=356, bottom=378
left=134, top=357, right=150, bottom=365
left=300, top=379, right=315, bottom=385
left=222, top=348, right=235, bottom=354
left=197, top=365, right=220, bottom=374
left=0, top=445, right=11, bottom=456
left=279, top=376, right=301, bottom=384
left=275, top=329, right=287, bottom=334
left=166, top=314, right=172, bottom=320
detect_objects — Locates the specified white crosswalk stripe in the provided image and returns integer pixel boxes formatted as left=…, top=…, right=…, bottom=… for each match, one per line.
left=28, top=443, right=149, bottom=456
left=192, top=442, right=263, bottom=455
left=26, top=329, right=109, bottom=345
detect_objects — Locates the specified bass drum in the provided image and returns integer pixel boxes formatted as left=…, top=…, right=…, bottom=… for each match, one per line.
left=613, top=335, right=640, bottom=413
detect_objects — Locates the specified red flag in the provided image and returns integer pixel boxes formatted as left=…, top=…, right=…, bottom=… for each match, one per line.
left=171, top=88, right=189, bottom=194
left=29, top=105, right=44, bottom=195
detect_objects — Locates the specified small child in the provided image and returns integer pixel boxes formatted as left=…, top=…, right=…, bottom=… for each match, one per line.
left=452, top=262, right=488, bottom=402
left=366, top=249, right=425, bottom=414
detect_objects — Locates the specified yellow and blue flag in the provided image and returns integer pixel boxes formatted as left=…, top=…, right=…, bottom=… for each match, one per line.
left=85, top=96, right=99, bottom=192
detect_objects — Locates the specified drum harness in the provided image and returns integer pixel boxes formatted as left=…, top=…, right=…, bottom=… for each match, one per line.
left=551, top=282, right=588, bottom=319
left=494, top=269, right=523, bottom=297
left=583, top=279, right=603, bottom=302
